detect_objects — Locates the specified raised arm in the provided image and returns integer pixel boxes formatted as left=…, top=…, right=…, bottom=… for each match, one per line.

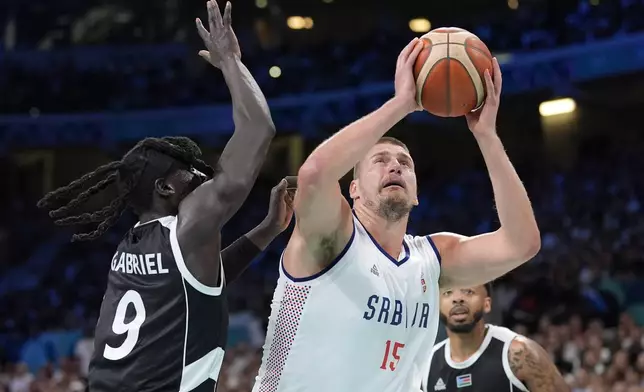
left=284, top=39, right=423, bottom=277
left=185, top=1, right=275, bottom=224
left=173, top=1, right=275, bottom=286
left=508, top=336, right=569, bottom=392
left=431, top=58, right=540, bottom=289
left=221, top=178, right=294, bottom=283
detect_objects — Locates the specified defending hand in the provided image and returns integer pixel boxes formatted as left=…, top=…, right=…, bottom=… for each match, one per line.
left=261, top=178, right=295, bottom=235
left=195, top=1, right=240, bottom=68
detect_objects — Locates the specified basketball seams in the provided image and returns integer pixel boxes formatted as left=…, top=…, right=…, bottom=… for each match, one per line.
left=427, top=42, right=493, bottom=60
left=445, top=33, right=452, bottom=116
left=415, top=28, right=491, bottom=117
left=415, top=39, right=433, bottom=105
left=465, top=45, right=493, bottom=61
left=452, top=45, right=485, bottom=107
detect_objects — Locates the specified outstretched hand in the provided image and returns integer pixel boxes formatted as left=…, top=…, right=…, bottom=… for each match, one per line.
left=261, top=178, right=296, bottom=235
left=195, top=0, right=240, bottom=68
left=465, top=57, right=503, bottom=135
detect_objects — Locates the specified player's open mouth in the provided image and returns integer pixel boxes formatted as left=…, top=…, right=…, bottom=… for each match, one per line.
left=382, top=180, right=405, bottom=189
left=450, top=306, right=469, bottom=316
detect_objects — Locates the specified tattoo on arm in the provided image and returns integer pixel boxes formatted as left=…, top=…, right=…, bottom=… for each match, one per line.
left=508, top=338, right=570, bottom=392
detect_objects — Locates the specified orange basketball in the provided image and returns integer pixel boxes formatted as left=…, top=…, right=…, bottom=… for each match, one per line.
left=413, top=27, right=493, bottom=117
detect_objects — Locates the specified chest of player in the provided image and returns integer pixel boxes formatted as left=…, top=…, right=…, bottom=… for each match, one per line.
left=428, top=364, right=512, bottom=392
left=350, top=238, right=435, bottom=333
left=428, top=344, right=514, bottom=392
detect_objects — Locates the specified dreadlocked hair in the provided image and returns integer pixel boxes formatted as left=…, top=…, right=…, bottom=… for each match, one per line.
left=37, top=136, right=215, bottom=242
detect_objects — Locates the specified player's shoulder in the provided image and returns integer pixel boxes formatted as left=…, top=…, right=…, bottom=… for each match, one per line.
left=405, top=234, right=441, bottom=257
left=488, top=324, right=521, bottom=343
left=489, top=325, right=539, bottom=367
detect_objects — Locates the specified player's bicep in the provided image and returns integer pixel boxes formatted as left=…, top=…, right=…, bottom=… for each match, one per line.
left=431, top=230, right=524, bottom=289
left=508, top=337, right=569, bottom=392
left=293, top=170, right=351, bottom=242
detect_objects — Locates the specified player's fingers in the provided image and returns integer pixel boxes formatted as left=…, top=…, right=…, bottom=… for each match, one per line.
left=271, top=178, right=287, bottom=196
left=398, top=37, right=419, bottom=65
left=208, top=0, right=223, bottom=32
left=492, top=58, right=502, bottom=98
left=285, top=175, right=298, bottom=190
left=483, top=69, right=495, bottom=101
left=403, top=37, right=418, bottom=61
left=405, top=39, right=424, bottom=66
left=223, top=1, right=232, bottom=27
left=195, top=18, right=209, bottom=42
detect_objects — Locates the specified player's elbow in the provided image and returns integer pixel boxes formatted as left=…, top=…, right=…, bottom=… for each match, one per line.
left=500, top=226, right=541, bottom=262
left=515, top=229, right=541, bottom=261
left=521, top=237, right=540, bottom=262
left=297, top=158, right=326, bottom=191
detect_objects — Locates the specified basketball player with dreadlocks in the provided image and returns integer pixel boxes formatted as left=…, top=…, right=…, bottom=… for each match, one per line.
left=37, top=2, right=281, bottom=391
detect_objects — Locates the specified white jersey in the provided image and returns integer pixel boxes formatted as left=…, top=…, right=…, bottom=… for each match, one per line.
left=253, top=214, right=442, bottom=392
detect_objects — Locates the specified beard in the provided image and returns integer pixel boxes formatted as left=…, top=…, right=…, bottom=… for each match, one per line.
left=376, top=195, right=413, bottom=222
left=439, top=309, right=485, bottom=334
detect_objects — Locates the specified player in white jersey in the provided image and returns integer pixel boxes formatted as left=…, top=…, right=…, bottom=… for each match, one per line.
left=253, top=38, right=541, bottom=392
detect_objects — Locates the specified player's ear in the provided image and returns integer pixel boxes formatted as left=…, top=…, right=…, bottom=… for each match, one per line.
left=483, top=297, right=492, bottom=315
left=349, top=179, right=359, bottom=200
left=155, top=178, right=175, bottom=197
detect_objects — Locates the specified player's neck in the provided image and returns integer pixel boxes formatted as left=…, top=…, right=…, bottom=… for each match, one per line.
left=354, top=205, right=408, bottom=259
left=448, top=323, right=488, bottom=362
left=138, top=210, right=171, bottom=225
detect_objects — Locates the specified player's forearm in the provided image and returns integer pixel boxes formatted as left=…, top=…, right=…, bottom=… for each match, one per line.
left=210, top=57, right=275, bottom=214
left=475, top=132, right=540, bottom=258
left=220, top=57, right=275, bottom=133
left=299, top=97, right=409, bottom=183
left=221, top=234, right=263, bottom=284
left=221, top=221, right=279, bottom=283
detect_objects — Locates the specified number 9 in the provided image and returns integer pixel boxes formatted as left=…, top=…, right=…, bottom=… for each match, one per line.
left=104, top=290, right=147, bottom=361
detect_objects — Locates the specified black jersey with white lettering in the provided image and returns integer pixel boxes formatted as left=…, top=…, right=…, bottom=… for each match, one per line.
left=89, top=216, right=228, bottom=392
left=424, top=325, right=528, bottom=392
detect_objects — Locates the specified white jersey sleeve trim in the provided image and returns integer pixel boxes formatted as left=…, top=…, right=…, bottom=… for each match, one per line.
left=163, top=216, right=224, bottom=296
left=424, top=235, right=442, bottom=265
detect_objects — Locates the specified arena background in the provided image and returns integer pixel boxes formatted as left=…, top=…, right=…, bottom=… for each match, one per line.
left=1, top=0, right=644, bottom=390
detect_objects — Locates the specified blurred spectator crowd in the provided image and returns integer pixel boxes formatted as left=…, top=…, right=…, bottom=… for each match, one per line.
left=1, top=0, right=644, bottom=114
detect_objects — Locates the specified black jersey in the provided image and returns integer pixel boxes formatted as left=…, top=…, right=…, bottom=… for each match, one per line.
left=89, top=216, right=228, bottom=392
left=424, top=325, right=528, bottom=392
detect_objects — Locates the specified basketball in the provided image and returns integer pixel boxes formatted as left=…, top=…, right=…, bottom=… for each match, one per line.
left=413, top=27, right=494, bottom=117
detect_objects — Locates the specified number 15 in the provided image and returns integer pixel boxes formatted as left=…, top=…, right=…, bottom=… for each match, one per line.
left=380, top=340, right=404, bottom=371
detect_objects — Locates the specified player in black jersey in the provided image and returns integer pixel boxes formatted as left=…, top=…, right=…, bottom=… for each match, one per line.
left=36, top=2, right=282, bottom=391
left=423, top=284, right=569, bottom=392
